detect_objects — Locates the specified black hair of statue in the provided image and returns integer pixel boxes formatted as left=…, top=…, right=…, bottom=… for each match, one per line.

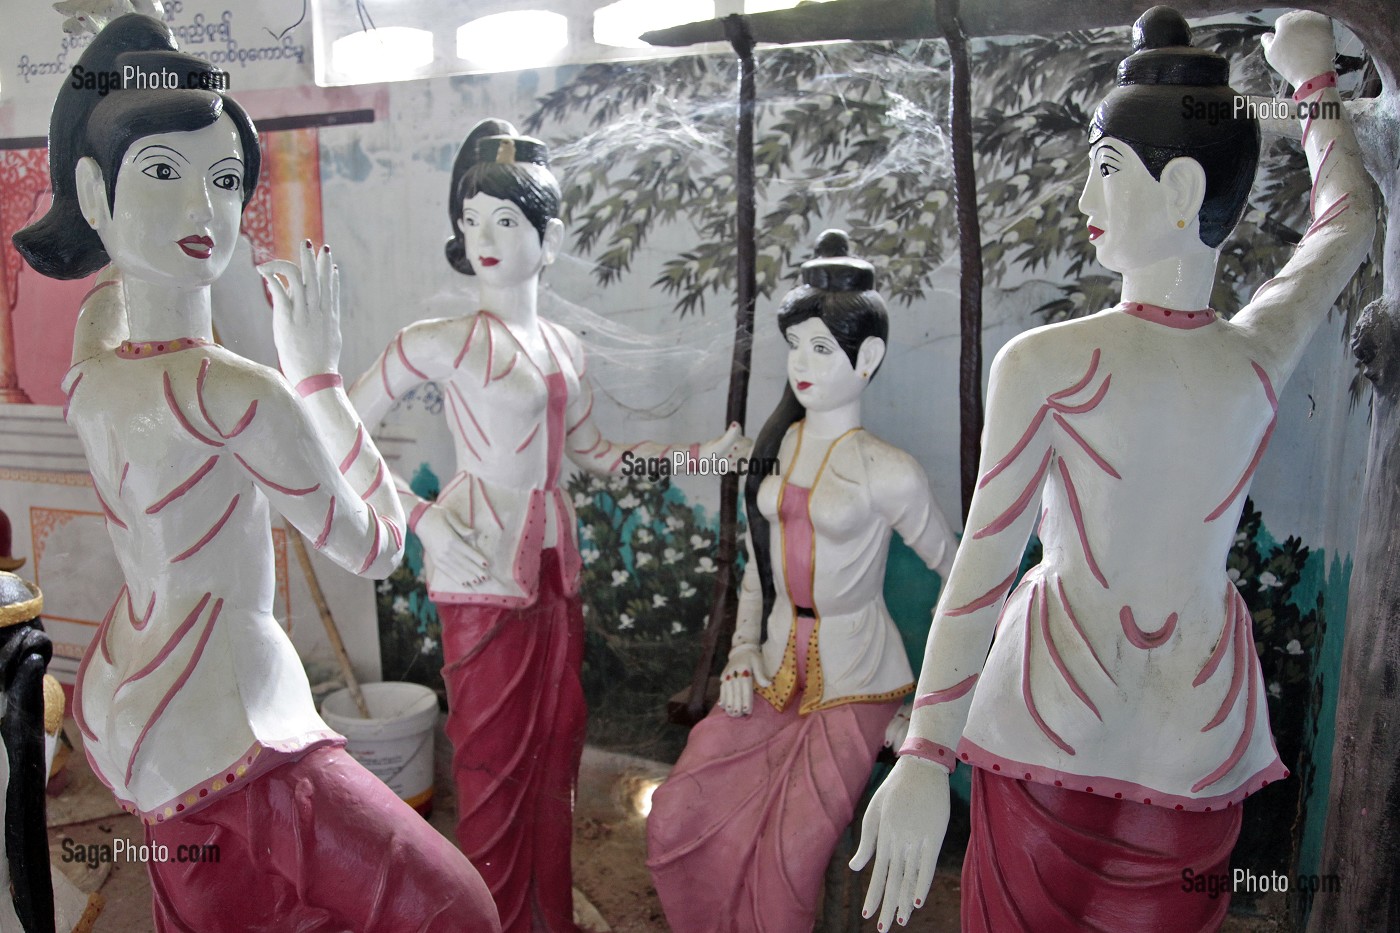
left=744, top=280, right=889, bottom=640
left=444, top=119, right=562, bottom=277
left=1090, top=5, right=1260, bottom=249
left=14, top=14, right=260, bottom=281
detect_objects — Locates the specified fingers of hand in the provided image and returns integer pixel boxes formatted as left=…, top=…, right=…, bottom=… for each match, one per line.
left=912, top=839, right=937, bottom=917
left=315, top=243, right=332, bottom=292
left=849, top=797, right=880, bottom=872
left=861, top=828, right=891, bottom=923
left=895, top=840, right=923, bottom=925
left=877, top=847, right=904, bottom=932
left=299, top=240, right=317, bottom=306
left=257, top=266, right=290, bottom=311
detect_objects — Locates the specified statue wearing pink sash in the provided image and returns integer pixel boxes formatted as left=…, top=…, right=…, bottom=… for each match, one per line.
left=852, top=9, right=1375, bottom=932
left=350, top=118, right=743, bottom=933
left=13, top=15, right=500, bottom=931
left=647, top=231, right=956, bottom=933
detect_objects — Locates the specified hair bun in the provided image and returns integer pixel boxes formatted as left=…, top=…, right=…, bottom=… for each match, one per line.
left=1133, top=6, right=1191, bottom=52
left=800, top=229, right=874, bottom=292
left=813, top=229, right=851, bottom=259
left=1116, top=5, right=1228, bottom=88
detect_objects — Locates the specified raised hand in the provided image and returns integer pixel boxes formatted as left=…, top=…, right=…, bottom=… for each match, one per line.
left=850, top=757, right=949, bottom=931
left=259, top=241, right=342, bottom=387
left=1261, top=11, right=1337, bottom=88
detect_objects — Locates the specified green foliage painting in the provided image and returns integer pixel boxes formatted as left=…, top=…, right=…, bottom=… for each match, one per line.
left=526, top=23, right=1381, bottom=402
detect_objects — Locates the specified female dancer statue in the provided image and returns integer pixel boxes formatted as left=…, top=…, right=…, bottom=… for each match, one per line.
left=350, top=118, right=744, bottom=933
left=13, top=14, right=499, bottom=931
left=647, top=230, right=956, bottom=933
left=853, top=9, right=1375, bottom=932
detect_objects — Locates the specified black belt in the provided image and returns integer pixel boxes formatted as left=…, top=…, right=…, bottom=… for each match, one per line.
left=794, top=606, right=816, bottom=618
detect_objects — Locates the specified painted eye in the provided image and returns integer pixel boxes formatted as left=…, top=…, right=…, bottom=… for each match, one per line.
left=142, top=162, right=180, bottom=181
left=213, top=173, right=241, bottom=192
left=498, top=216, right=517, bottom=228
left=813, top=343, right=833, bottom=355
left=1099, top=163, right=1118, bottom=177
left=463, top=215, right=478, bottom=227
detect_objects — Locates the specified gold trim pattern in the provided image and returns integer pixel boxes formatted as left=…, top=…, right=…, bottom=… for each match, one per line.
left=0, top=574, right=41, bottom=628
left=758, top=424, right=867, bottom=716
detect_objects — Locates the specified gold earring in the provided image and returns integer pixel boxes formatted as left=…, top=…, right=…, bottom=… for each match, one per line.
left=862, top=371, right=869, bottom=379
left=1177, top=219, right=1186, bottom=228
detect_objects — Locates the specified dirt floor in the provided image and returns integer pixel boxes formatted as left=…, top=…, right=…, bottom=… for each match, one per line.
left=46, top=717, right=1288, bottom=932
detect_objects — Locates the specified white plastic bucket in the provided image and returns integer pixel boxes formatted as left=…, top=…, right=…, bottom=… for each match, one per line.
left=322, top=681, right=438, bottom=815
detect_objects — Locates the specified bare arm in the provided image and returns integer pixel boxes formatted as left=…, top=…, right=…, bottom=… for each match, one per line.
left=1232, top=12, right=1377, bottom=382
left=878, top=451, right=957, bottom=582
left=249, top=243, right=404, bottom=575
left=850, top=335, right=1057, bottom=930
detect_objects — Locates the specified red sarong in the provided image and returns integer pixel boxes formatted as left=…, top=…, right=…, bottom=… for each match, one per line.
left=145, top=746, right=500, bottom=932
left=439, top=550, right=585, bottom=933
left=963, top=767, right=1242, bottom=933
left=647, top=694, right=899, bottom=933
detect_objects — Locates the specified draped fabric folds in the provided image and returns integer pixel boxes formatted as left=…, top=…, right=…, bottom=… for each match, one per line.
left=146, top=747, right=499, bottom=932
left=440, top=550, right=586, bottom=933
left=963, top=767, right=1242, bottom=933
left=648, top=695, right=897, bottom=933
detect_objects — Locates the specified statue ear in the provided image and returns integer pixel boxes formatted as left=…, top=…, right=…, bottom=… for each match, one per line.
left=1160, top=157, right=1207, bottom=228
left=856, top=335, right=886, bottom=378
left=541, top=217, right=565, bottom=266
left=74, top=157, right=109, bottom=234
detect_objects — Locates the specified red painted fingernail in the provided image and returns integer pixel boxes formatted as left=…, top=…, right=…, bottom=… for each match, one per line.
left=914, top=899, right=922, bottom=908
left=304, top=239, right=312, bottom=248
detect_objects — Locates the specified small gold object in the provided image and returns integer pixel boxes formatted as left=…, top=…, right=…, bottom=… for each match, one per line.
left=0, top=575, right=42, bottom=628
left=495, top=138, right=517, bottom=164
left=1177, top=219, right=1186, bottom=228
left=43, top=674, right=65, bottom=736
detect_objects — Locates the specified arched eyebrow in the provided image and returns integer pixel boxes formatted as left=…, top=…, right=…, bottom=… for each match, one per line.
left=1093, top=143, right=1123, bottom=163
left=492, top=205, right=525, bottom=218
left=135, top=144, right=190, bottom=164
left=209, top=156, right=245, bottom=171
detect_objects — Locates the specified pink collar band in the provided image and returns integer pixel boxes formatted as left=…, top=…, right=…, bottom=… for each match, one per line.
left=1118, top=301, right=1216, bottom=330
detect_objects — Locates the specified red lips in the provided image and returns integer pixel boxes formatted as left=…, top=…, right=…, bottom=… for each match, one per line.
left=479, top=256, right=500, bottom=267
left=178, top=235, right=214, bottom=259
left=1087, top=225, right=1104, bottom=241
left=796, top=381, right=813, bottom=391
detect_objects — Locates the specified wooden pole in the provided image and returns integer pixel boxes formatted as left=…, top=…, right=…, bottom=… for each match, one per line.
left=681, top=14, right=759, bottom=725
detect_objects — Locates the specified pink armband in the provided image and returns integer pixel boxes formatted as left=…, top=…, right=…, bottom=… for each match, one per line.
left=408, top=500, right=432, bottom=533
left=1292, top=71, right=1337, bottom=101
left=898, top=737, right=956, bottom=772
left=295, top=372, right=343, bottom=397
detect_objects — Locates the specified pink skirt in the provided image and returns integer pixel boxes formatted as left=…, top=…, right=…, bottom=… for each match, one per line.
left=963, top=767, right=1242, bottom=932
left=648, top=694, right=899, bottom=933
left=439, top=550, right=586, bottom=933
left=145, top=746, right=500, bottom=932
